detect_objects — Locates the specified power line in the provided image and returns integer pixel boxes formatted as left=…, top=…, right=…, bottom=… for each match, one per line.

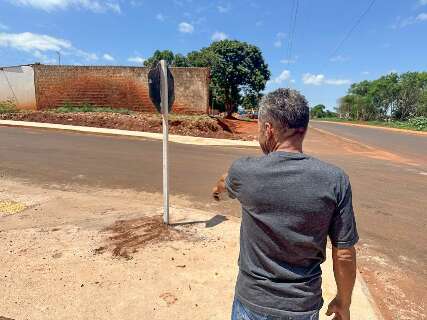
left=327, top=0, right=376, bottom=62
left=285, top=0, right=296, bottom=63
left=1, top=69, right=19, bottom=105
left=285, top=0, right=299, bottom=88
left=287, top=0, right=299, bottom=65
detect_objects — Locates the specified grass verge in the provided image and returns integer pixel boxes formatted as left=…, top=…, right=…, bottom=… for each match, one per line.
left=54, top=103, right=133, bottom=115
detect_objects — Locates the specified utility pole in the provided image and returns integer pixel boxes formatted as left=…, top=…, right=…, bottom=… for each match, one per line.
left=160, top=60, right=169, bottom=225
left=56, top=51, right=61, bottom=65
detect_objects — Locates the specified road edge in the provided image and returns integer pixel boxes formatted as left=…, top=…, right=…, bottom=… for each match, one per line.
left=311, top=120, right=427, bottom=136
left=0, top=120, right=259, bottom=147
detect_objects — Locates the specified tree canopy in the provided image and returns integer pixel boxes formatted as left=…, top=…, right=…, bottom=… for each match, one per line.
left=337, top=72, right=427, bottom=121
left=144, top=40, right=271, bottom=116
left=310, top=104, right=336, bottom=118
left=143, top=50, right=191, bottom=67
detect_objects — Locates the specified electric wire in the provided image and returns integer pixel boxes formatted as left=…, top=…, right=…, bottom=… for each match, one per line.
left=1, top=68, right=19, bottom=105
left=327, top=0, right=377, bottom=63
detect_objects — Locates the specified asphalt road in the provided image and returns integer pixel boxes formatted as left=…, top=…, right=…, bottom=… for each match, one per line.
left=1, top=124, right=426, bottom=318
left=310, top=121, right=427, bottom=165
left=0, top=126, right=255, bottom=214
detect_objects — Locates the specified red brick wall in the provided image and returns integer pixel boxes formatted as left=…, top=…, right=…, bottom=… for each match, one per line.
left=33, top=65, right=210, bottom=114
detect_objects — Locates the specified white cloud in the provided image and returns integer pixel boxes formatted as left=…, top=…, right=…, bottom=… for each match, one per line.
left=156, top=13, right=165, bottom=22
left=393, top=13, right=427, bottom=28
left=73, top=49, right=98, bottom=61
left=0, top=22, right=8, bottom=30
left=329, top=55, right=350, bottom=63
left=274, top=32, right=286, bottom=48
left=103, top=53, right=114, bottom=61
left=33, top=50, right=56, bottom=64
left=178, top=22, right=194, bottom=33
left=9, top=0, right=121, bottom=13
left=417, top=12, right=427, bottom=21
left=211, top=31, right=228, bottom=41
left=217, top=4, right=230, bottom=13
left=302, top=73, right=324, bottom=85
left=130, top=0, right=143, bottom=7
left=271, top=70, right=291, bottom=84
left=280, top=57, right=297, bottom=64
left=255, top=20, right=263, bottom=27
left=128, top=56, right=145, bottom=64
left=419, top=0, right=427, bottom=5
left=0, top=32, right=72, bottom=52
left=0, top=31, right=98, bottom=62
left=361, top=71, right=370, bottom=75
left=302, top=73, right=351, bottom=86
left=325, top=79, right=351, bottom=85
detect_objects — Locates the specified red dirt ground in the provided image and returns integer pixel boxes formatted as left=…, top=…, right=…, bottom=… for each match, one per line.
left=0, top=112, right=259, bottom=140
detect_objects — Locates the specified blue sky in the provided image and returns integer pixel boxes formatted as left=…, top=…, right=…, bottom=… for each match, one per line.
left=0, top=0, right=426, bottom=109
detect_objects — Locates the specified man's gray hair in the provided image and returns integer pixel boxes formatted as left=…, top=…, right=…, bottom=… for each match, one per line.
left=258, top=88, right=309, bottom=130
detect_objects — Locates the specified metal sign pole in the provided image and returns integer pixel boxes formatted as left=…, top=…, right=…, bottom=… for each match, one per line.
left=160, top=60, right=169, bottom=225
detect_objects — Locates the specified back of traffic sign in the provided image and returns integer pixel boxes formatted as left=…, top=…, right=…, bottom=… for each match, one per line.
left=148, top=62, right=175, bottom=113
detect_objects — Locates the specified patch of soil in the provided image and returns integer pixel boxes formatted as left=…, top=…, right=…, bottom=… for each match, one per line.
left=219, top=118, right=258, bottom=140
left=1, top=111, right=259, bottom=140
left=95, top=216, right=192, bottom=260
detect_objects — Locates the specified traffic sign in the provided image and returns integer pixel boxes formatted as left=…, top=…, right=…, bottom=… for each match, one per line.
left=148, top=62, right=175, bottom=113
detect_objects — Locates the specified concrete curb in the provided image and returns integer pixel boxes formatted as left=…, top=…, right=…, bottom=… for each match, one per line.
left=312, top=120, right=427, bottom=136
left=0, top=120, right=259, bottom=147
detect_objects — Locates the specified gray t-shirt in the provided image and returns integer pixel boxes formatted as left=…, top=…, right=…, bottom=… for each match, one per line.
left=225, top=151, right=358, bottom=317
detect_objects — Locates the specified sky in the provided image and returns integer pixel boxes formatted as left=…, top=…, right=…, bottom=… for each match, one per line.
left=0, top=0, right=426, bottom=110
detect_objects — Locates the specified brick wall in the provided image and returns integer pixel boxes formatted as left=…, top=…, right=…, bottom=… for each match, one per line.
left=33, top=65, right=210, bottom=114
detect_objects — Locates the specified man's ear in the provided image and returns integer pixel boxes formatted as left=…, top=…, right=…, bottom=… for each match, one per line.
left=264, top=122, right=273, bottom=137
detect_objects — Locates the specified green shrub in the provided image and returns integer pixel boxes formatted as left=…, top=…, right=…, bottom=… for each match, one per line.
left=407, top=116, right=427, bottom=131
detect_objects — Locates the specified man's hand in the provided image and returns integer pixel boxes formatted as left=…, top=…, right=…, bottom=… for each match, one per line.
left=212, top=173, right=227, bottom=201
left=326, top=296, right=350, bottom=320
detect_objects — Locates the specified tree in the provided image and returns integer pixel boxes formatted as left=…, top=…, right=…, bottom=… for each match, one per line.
left=337, top=71, right=427, bottom=121
left=143, top=50, right=190, bottom=67
left=241, top=93, right=263, bottom=111
left=207, top=40, right=270, bottom=117
left=144, top=40, right=270, bottom=117
left=310, top=104, right=326, bottom=118
left=417, top=89, right=427, bottom=116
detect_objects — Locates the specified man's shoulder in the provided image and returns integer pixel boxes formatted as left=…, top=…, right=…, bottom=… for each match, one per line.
left=229, top=156, right=267, bottom=173
left=306, top=155, right=350, bottom=183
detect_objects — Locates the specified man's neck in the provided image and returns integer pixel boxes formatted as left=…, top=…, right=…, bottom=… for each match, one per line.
left=274, top=138, right=304, bottom=154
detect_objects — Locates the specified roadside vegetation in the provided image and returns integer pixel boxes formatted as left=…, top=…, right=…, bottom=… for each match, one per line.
left=54, top=103, right=133, bottom=115
left=310, top=72, right=427, bottom=131
left=313, top=116, right=427, bottom=131
left=0, top=100, right=18, bottom=114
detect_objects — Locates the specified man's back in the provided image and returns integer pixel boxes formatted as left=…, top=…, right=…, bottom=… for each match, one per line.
left=225, top=151, right=358, bottom=317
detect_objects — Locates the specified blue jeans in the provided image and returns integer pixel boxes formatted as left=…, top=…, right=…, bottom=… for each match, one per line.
left=231, top=298, right=319, bottom=320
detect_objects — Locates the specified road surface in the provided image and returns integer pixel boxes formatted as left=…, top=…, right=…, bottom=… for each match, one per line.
left=310, top=120, right=427, bottom=166
left=0, top=125, right=426, bottom=319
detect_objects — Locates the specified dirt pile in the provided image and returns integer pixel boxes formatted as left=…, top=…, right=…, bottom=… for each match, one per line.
left=1, top=111, right=245, bottom=139
left=95, top=216, right=193, bottom=260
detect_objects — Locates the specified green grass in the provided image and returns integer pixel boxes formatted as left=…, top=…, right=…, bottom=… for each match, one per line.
left=313, top=117, right=427, bottom=132
left=54, top=103, right=133, bottom=115
left=0, top=101, right=18, bottom=114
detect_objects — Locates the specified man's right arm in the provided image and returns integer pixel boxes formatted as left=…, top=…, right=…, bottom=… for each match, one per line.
left=328, top=173, right=359, bottom=319
left=326, top=246, right=357, bottom=320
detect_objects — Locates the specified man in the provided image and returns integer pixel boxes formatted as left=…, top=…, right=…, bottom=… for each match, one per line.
left=213, top=88, right=358, bottom=320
